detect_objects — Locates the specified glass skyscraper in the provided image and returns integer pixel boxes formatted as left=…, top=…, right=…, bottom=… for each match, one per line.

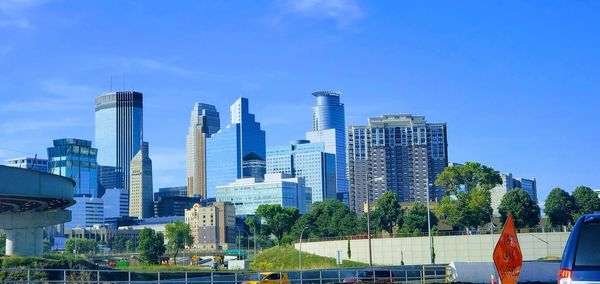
left=306, top=91, right=348, bottom=204
left=267, top=140, right=336, bottom=203
left=47, top=138, right=99, bottom=197
left=216, top=173, right=310, bottom=216
left=47, top=138, right=104, bottom=229
left=206, top=97, right=266, bottom=198
left=95, top=91, right=143, bottom=213
left=186, top=103, right=220, bottom=198
left=347, top=114, right=448, bottom=213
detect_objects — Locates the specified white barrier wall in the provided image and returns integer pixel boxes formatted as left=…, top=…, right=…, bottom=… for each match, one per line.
left=294, top=232, right=570, bottom=265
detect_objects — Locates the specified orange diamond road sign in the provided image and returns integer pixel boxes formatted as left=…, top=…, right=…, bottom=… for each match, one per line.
left=493, top=214, right=523, bottom=284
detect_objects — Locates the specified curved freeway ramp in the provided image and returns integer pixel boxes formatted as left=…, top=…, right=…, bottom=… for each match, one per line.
left=0, top=165, right=75, bottom=256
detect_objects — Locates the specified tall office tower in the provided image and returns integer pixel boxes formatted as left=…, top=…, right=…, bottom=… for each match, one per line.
left=5, top=157, right=48, bottom=172
left=206, top=97, right=266, bottom=197
left=347, top=125, right=370, bottom=214
left=47, top=138, right=99, bottom=197
left=95, top=91, right=143, bottom=214
left=186, top=103, right=220, bottom=198
left=267, top=140, right=336, bottom=203
left=129, top=142, right=153, bottom=219
left=306, top=91, right=348, bottom=204
left=347, top=114, right=448, bottom=212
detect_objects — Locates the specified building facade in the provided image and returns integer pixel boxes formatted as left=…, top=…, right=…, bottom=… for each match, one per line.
left=5, top=157, right=48, bottom=172
left=491, top=173, right=538, bottom=216
left=47, top=138, right=99, bottom=197
left=185, top=202, right=236, bottom=251
left=305, top=91, right=348, bottom=204
left=65, top=197, right=104, bottom=230
left=129, top=142, right=153, bottom=219
left=95, top=91, right=143, bottom=214
left=206, top=98, right=266, bottom=198
left=154, top=196, right=207, bottom=217
left=347, top=114, right=448, bottom=213
left=216, top=173, right=310, bottom=216
left=186, top=103, right=220, bottom=198
left=267, top=140, right=336, bottom=203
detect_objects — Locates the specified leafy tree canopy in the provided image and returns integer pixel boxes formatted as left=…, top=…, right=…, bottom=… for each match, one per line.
left=572, top=186, right=600, bottom=221
left=165, top=221, right=193, bottom=263
left=372, top=191, right=403, bottom=234
left=403, top=202, right=438, bottom=233
left=544, top=188, right=575, bottom=227
left=435, top=162, right=502, bottom=194
left=498, top=188, right=541, bottom=229
left=137, top=228, right=166, bottom=265
left=255, top=204, right=300, bottom=245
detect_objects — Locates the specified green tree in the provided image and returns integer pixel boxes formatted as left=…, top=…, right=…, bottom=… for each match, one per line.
left=107, top=235, right=128, bottom=253
left=544, top=188, right=575, bottom=227
left=65, top=238, right=97, bottom=254
left=255, top=204, right=300, bottom=245
left=290, top=199, right=360, bottom=241
left=434, top=162, right=499, bottom=231
left=403, top=202, right=439, bottom=233
left=165, top=221, right=193, bottom=264
left=137, top=228, right=166, bottom=264
left=125, top=240, right=133, bottom=253
left=572, top=186, right=600, bottom=221
left=0, top=232, right=5, bottom=255
left=372, top=191, right=403, bottom=234
left=498, top=188, right=541, bottom=229
left=435, top=162, right=502, bottom=194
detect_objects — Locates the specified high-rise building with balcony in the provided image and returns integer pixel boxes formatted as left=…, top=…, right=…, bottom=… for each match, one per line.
left=206, top=98, right=266, bottom=197
left=47, top=138, right=99, bottom=197
left=347, top=114, right=448, bottom=213
left=306, top=91, right=348, bottom=204
left=186, top=103, right=220, bottom=198
left=267, top=140, right=336, bottom=203
left=95, top=91, right=143, bottom=214
left=129, top=142, right=153, bottom=219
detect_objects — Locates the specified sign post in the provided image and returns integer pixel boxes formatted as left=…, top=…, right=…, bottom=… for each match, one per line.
left=493, top=214, right=523, bottom=284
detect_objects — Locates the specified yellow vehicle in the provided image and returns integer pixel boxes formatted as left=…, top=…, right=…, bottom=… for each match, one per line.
left=242, top=272, right=291, bottom=284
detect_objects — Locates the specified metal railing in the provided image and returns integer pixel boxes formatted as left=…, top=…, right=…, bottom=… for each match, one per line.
left=0, top=265, right=448, bottom=283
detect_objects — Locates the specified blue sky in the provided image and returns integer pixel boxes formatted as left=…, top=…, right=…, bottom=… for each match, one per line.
left=1, top=0, right=599, bottom=203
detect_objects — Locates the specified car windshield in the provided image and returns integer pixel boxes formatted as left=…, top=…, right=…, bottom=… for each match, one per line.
left=575, top=222, right=600, bottom=266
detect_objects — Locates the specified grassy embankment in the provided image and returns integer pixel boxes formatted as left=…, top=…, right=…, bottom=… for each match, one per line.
left=251, top=245, right=367, bottom=271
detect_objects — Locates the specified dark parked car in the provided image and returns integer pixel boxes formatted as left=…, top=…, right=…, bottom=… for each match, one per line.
left=559, top=213, right=600, bottom=284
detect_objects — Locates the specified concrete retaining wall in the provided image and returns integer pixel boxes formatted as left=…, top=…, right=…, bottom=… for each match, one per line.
left=294, top=232, right=570, bottom=265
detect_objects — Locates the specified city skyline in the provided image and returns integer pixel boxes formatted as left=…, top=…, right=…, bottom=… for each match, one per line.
left=1, top=1, right=599, bottom=204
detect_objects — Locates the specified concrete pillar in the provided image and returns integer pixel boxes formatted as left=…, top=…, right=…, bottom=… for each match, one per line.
left=6, top=227, right=44, bottom=257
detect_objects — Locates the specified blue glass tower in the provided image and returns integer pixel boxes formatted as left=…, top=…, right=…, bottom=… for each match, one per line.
left=47, top=138, right=99, bottom=197
left=306, top=91, right=348, bottom=204
left=95, top=91, right=143, bottom=191
left=206, top=97, right=266, bottom=198
left=267, top=140, right=336, bottom=203
left=95, top=91, right=143, bottom=213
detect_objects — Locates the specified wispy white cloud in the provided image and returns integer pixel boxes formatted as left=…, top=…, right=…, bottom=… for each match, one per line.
left=0, top=79, right=100, bottom=113
left=1, top=118, right=91, bottom=133
left=104, top=56, right=203, bottom=77
left=271, top=0, right=364, bottom=28
left=0, top=0, right=51, bottom=29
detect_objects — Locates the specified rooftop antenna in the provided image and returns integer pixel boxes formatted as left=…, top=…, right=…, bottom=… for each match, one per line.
left=122, top=77, right=125, bottom=91
left=110, top=75, right=113, bottom=92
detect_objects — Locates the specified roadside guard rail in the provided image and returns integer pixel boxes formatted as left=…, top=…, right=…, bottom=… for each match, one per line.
left=0, top=264, right=449, bottom=283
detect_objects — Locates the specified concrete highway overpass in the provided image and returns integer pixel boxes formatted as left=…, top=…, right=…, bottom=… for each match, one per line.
left=0, top=165, right=75, bottom=256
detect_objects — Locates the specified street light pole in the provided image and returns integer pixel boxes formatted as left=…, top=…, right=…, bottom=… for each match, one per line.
left=299, top=226, right=308, bottom=283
